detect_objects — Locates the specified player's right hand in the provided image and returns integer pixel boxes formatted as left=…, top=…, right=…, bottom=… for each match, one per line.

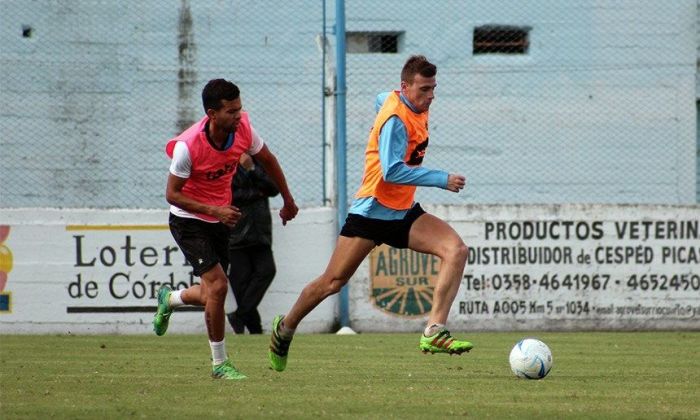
left=446, top=174, right=466, bottom=192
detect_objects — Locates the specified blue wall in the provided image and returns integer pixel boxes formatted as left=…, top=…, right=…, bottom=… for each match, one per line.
left=0, top=0, right=696, bottom=208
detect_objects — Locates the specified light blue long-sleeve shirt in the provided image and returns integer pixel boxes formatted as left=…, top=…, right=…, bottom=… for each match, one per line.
left=348, top=92, right=449, bottom=220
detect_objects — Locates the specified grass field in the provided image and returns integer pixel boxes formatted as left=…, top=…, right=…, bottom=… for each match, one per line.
left=1, top=331, right=699, bottom=419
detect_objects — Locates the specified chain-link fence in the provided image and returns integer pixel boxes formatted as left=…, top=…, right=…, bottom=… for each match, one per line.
left=1, top=0, right=697, bottom=209
left=1, top=0, right=326, bottom=208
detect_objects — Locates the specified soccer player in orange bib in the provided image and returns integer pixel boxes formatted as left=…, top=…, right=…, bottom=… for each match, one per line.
left=269, top=55, right=472, bottom=372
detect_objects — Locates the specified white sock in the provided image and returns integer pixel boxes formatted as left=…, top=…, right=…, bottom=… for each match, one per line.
left=210, top=339, right=227, bottom=365
left=424, top=323, right=445, bottom=337
left=169, top=289, right=185, bottom=308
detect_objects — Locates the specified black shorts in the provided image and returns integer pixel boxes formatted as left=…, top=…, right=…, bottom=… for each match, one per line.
left=169, top=213, right=230, bottom=277
left=339, top=203, right=426, bottom=249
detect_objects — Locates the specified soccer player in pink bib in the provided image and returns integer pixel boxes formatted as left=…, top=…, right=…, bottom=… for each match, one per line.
left=154, top=79, right=297, bottom=380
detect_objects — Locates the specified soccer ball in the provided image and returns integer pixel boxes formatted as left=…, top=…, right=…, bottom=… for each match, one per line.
left=509, top=338, right=553, bottom=379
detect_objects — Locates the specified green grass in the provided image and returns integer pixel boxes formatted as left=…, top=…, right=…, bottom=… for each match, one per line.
left=1, top=332, right=699, bottom=419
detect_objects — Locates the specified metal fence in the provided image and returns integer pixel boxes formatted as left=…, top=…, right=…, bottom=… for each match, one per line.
left=1, top=0, right=697, bottom=209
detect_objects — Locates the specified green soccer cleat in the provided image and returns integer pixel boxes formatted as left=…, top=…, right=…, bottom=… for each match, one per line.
left=268, top=315, right=293, bottom=372
left=152, top=286, right=172, bottom=336
left=419, top=328, right=473, bottom=355
left=211, top=359, right=247, bottom=380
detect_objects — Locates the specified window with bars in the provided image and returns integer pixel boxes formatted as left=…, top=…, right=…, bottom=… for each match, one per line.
left=473, top=25, right=530, bottom=54
left=347, top=31, right=403, bottom=54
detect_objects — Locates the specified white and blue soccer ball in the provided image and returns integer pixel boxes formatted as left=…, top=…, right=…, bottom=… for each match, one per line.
left=509, top=338, right=553, bottom=379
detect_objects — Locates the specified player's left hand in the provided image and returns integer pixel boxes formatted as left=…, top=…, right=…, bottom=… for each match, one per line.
left=279, top=199, right=298, bottom=225
left=217, top=205, right=242, bottom=227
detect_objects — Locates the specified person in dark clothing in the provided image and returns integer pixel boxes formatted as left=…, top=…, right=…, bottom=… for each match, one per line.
left=226, top=152, right=280, bottom=334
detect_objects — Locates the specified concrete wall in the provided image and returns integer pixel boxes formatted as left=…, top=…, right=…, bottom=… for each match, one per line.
left=0, top=0, right=697, bottom=208
left=343, top=0, right=698, bottom=205
left=1, top=205, right=698, bottom=333
left=0, top=1, right=325, bottom=208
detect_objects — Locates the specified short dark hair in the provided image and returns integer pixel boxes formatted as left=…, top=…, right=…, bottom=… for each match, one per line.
left=401, top=55, right=437, bottom=84
left=201, top=79, right=240, bottom=113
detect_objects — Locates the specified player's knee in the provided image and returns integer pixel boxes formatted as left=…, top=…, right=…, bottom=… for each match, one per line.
left=458, top=242, right=469, bottom=262
left=447, top=241, right=469, bottom=264
left=207, top=278, right=228, bottom=299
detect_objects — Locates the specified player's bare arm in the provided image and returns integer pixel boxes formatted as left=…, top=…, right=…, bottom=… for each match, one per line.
left=446, top=173, right=466, bottom=192
left=165, top=173, right=241, bottom=226
left=252, top=144, right=299, bottom=225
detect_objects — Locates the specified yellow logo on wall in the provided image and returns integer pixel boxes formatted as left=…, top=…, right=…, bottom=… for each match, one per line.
left=369, top=244, right=440, bottom=317
left=0, top=225, right=13, bottom=313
